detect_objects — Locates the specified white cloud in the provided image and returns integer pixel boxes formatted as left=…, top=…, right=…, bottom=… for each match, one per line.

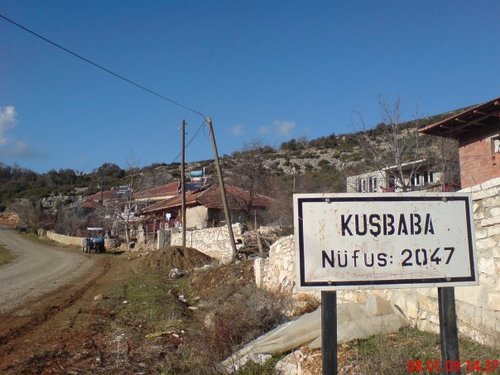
left=11, top=140, right=28, bottom=154
left=0, top=105, right=45, bottom=161
left=0, top=105, right=17, bottom=145
left=258, top=126, right=270, bottom=135
left=231, top=124, right=245, bottom=136
left=257, top=120, right=296, bottom=138
left=273, top=120, right=296, bottom=136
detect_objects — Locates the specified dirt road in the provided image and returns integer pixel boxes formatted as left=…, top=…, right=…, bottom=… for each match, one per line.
left=0, top=227, right=95, bottom=314
left=0, top=228, right=113, bottom=373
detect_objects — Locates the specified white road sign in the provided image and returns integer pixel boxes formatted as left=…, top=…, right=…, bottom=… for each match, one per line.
left=294, top=193, right=478, bottom=290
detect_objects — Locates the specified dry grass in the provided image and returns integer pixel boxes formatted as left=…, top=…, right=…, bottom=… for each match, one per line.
left=4, top=245, right=497, bottom=374
left=0, top=244, right=14, bottom=266
left=336, top=328, right=500, bottom=375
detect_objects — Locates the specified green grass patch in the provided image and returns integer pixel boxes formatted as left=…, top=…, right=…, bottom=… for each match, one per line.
left=0, top=244, right=14, bottom=266
left=235, top=354, right=285, bottom=375
left=106, top=273, right=191, bottom=334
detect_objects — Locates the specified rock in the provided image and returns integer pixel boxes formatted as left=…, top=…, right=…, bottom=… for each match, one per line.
left=274, top=350, right=304, bottom=375
left=204, top=311, right=216, bottom=329
left=169, top=267, right=185, bottom=279
left=274, top=348, right=321, bottom=375
left=364, top=295, right=393, bottom=316
left=94, top=294, right=103, bottom=301
left=221, top=353, right=272, bottom=373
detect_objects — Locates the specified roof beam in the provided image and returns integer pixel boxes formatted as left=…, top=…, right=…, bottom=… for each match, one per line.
left=450, top=111, right=498, bottom=130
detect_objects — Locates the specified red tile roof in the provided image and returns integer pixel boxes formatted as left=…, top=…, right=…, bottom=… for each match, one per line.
left=84, top=190, right=116, bottom=202
left=81, top=190, right=117, bottom=208
left=133, top=181, right=180, bottom=201
left=140, top=184, right=271, bottom=214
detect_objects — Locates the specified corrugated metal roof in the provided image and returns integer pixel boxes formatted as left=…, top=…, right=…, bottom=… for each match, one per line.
left=419, top=97, right=500, bottom=138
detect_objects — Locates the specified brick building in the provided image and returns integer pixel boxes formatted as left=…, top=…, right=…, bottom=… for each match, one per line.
left=420, top=97, right=500, bottom=188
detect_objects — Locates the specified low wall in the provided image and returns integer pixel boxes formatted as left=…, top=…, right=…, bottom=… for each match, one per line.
left=45, top=231, right=116, bottom=249
left=254, top=178, right=500, bottom=346
left=46, top=231, right=85, bottom=247
left=170, top=223, right=244, bottom=264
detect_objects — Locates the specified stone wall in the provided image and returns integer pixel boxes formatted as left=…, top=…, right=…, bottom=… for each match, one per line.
left=45, top=231, right=116, bottom=250
left=254, top=178, right=500, bottom=346
left=170, top=223, right=245, bottom=264
left=46, top=231, right=85, bottom=247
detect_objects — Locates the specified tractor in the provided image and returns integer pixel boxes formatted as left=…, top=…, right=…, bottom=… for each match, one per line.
left=82, top=227, right=106, bottom=254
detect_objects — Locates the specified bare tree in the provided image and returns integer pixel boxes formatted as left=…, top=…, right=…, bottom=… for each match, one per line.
left=92, top=188, right=138, bottom=250
left=352, top=98, right=426, bottom=191
left=225, top=140, right=271, bottom=218
left=54, top=205, right=87, bottom=236
left=8, top=198, right=52, bottom=230
left=351, top=98, right=458, bottom=192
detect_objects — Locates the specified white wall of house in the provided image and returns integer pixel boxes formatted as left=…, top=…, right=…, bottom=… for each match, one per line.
left=347, top=168, right=443, bottom=193
left=186, top=205, right=209, bottom=229
left=346, top=170, right=387, bottom=193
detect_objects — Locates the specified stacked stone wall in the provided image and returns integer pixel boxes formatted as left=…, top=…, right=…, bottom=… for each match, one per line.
left=46, top=231, right=85, bottom=247
left=45, top=231, right=115, bottom=249
left=254, top=177, right=500, bottom=346
left=170, top=223, right=244, bottom=264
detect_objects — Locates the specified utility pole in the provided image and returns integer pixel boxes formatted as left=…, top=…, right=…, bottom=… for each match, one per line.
left=181, top=120, right=186, bottom=247
left=207, top=117, right=238, bottom=260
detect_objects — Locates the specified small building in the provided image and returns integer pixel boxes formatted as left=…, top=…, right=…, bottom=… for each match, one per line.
left=140, top=183, right=271, bottom=230
left=132, top=181, right=180, bottom=203
left=346, top=159, right=443, bottom=193
left=420, top=96, right=500, bottom=188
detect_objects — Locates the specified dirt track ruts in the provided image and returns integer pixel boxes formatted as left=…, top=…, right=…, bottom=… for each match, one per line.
left=0, top=227, right=96, bottom=315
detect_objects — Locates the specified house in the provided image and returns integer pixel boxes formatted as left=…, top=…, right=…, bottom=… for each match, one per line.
left=81, top=190, right=120, bottom=209
left=132, top=181, right=180, bottom=203
left=140, top=183, right=271, bottom=230
left=346, top=159, right=443, bottom=193
left=419, top=96, right=500, bottom=188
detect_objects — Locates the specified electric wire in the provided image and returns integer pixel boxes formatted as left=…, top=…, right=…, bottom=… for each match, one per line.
left=0, top=13, right=207, bottom=121
left=171, top=119, right=207, bottom=163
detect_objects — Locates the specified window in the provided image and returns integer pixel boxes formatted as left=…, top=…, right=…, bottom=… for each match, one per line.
left=424, top=171, right=434, bottom=185
left=492, top=135, right=500, bottom=154
left=368, top=176, right=377, bottom=192
left=411, top=173, right=420, bottom=186
left=357, top=178, right=366, bottom=192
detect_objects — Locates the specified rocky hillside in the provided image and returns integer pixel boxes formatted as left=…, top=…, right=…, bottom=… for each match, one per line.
left=0, top=107, right=463, bottom=207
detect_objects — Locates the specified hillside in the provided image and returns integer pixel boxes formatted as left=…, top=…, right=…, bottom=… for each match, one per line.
left=0, top=107, right=462, bottom=210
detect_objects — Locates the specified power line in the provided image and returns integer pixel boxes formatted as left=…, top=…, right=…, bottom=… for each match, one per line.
left=0, top=13, right=207, bottom=120
left=172, top=119, right=207, bottom=163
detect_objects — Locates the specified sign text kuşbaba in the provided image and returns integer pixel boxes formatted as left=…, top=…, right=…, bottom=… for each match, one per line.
left=294, top=193, right=478, bottom=290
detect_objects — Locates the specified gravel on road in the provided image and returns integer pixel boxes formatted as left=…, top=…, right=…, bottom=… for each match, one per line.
left=0, top=227, right=95, bottom=314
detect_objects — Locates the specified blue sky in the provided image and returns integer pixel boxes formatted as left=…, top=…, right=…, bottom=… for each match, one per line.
left=1, top=1, right=499, bottom=173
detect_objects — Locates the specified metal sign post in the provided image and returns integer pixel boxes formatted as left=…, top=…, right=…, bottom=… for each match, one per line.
left=321, top=291, right=337, bottom=375
left=439, top=287, right=461, bottom=375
